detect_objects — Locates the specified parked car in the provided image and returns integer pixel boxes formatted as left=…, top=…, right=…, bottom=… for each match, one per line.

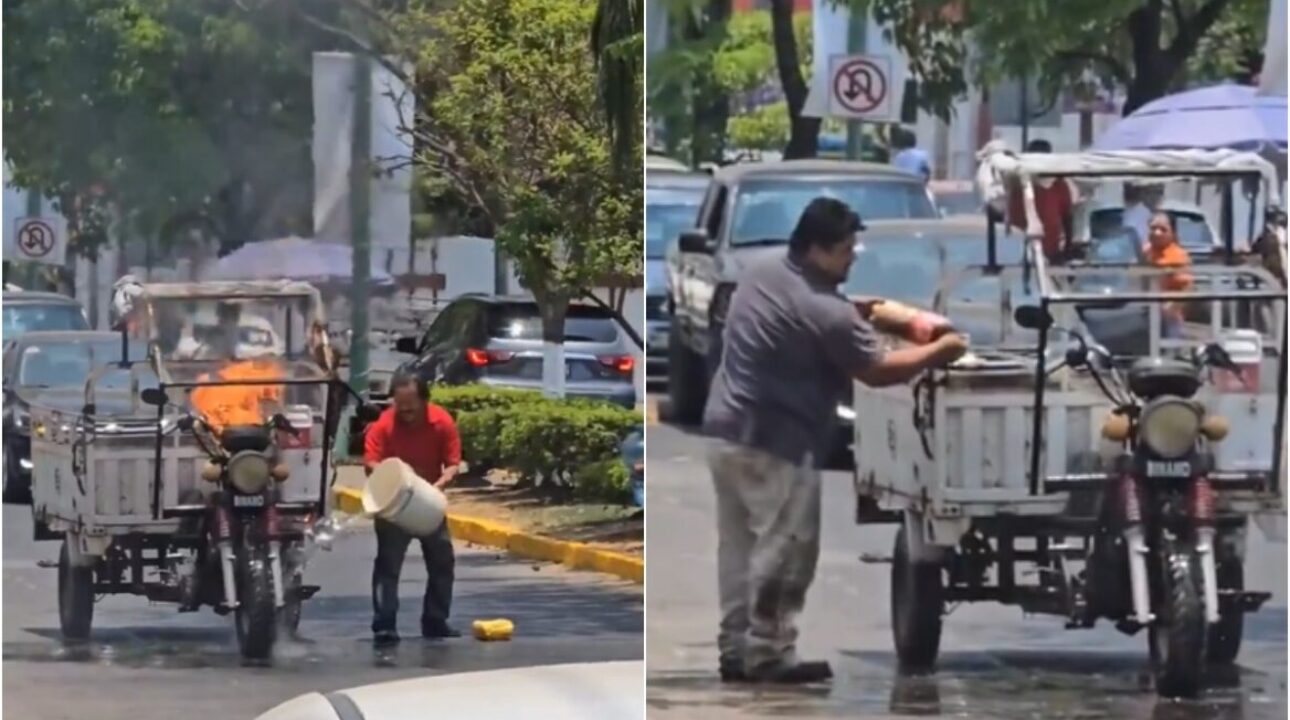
left=172, top=306, right=285, bottom=359
left=256, top=661, right=643, bottom=720
left=395, top=295, right=637, bottom=408
left=1076, top=198, right=1221, bottom=257
left=646, top=168, right=709, bottom=387
left=929, top=179, right=982, bottom=217
left=2, top=332, right=151, bottom=505
left=621, top=426, right=644, bottom=507
left=2, top=290, right=89, bottom=339
left=665, top=159, right=939, bottom=423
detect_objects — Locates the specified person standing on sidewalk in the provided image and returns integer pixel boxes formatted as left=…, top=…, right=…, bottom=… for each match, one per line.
left=364, top=371, right=462, bottom=645
left=702, top=198, right=967, bottom=684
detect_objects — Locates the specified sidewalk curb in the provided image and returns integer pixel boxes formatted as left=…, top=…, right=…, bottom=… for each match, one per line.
left=332, top=486, right=643, bottom=584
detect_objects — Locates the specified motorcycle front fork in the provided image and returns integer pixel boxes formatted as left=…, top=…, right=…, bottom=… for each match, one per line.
left=1119, top=475, right=1220, bottom=626
left=212, top=500, right=286, bottom=611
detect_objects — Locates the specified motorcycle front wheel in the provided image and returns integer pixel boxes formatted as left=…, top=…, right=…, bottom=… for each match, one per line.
left=234, top=543, right=277, bottom=660
left=1149, top=544, right=1206, bottom=698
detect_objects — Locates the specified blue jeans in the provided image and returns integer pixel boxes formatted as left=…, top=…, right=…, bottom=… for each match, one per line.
left=371, top=519, right=454, bottom=634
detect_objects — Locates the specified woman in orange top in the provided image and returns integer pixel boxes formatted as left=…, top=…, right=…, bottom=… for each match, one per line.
left=1144, top=212, right=1192, bottom=338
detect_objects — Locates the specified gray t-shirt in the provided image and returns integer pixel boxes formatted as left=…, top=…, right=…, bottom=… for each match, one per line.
left=703, top=252, right=881, bottom=467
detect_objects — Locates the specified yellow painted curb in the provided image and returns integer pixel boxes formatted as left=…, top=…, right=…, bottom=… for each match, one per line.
left=330, top=486, right=643, bottom=584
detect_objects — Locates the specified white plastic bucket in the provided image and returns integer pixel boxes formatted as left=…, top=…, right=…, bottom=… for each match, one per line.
left=362, top=458, right=448, bottom=536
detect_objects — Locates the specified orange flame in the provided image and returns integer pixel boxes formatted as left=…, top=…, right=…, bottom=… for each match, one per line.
left=190, top=359, right=286, bottom=435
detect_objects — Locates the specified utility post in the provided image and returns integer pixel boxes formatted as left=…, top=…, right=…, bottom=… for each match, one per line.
left=845, top=7, right=867, bottom=160
left=24, top=188, right=40, bottom=289
left=350, top=53, right=373, bottom=391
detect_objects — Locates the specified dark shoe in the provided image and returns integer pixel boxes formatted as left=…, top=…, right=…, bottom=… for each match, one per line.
left=719, top=657, right=750, bottom=683
left=373, top=630, right=401, bottom=647
left=747, top=659, right=833, bottom=684
left=422, top=622, right=461, bottom=639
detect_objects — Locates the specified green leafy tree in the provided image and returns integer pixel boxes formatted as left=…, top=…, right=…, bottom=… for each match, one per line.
left=4, top=0, right=331, bottom=259
left=647, top=0, right=733, bottom=166
left=651, top=6, right=811, bottom=158
left=592, top=0, right=645, bottom=176
left=389, top=0, right=642, bottom=392
left=863, top=0, right=1268, bottom=119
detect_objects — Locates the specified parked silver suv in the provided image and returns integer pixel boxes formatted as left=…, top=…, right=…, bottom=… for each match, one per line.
left=395, top=295, right=637, bottom=408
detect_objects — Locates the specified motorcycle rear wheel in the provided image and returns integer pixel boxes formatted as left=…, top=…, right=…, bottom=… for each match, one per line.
left=1149, top=546, right=1206, bottom=698
left=234, top=544, right=277, bottom=660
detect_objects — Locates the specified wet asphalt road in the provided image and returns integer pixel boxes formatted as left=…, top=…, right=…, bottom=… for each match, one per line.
left=645, top=416, right=1288, bottom=720
left=3, top=505, right=642, bottom=719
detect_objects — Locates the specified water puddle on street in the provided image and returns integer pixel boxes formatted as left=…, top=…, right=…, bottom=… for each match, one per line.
left=648, top=653, right=1286, bottom=720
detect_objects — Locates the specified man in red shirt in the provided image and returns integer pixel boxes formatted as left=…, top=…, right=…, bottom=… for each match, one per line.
left=364, top=371, right=462, bottom=645
left=1007, top=139, right=1075, bottom=262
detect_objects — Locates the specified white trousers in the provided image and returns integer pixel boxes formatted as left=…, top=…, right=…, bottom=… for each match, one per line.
left=708, top=438, right=822, bottom=672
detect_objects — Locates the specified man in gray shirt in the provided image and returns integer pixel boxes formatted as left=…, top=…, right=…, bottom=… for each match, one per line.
left=703, top=197, right=966, bottom=684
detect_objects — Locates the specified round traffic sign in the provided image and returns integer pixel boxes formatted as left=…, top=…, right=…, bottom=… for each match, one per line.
left=17, top=219, right=56, bottom=259
left=833, top=58, right=888, bottom=115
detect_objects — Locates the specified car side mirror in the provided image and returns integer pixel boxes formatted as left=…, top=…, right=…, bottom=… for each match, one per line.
left=140, top=388, right=170, bottom=407
left=394, top=337, right=419, bottom=355
left=1013, top=305, right=1053, bottom=330
left=678, top=229, right=713, bottom=254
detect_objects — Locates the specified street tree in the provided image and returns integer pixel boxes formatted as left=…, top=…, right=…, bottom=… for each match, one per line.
left=863, top=0, right=1268, bottom=119
left=3, top=0, right=329, bottom=260
left=389, top=0, right=641, bottom=397
left=651, top=5, right=811, bottom=158
left=592, top=0, right=645, bottom=176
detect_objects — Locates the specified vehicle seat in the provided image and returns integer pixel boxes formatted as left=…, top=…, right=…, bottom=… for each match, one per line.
left=220, top=425, right=271, bottom=453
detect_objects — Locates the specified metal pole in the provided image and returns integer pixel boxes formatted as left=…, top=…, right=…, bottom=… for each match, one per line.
left=1020, top=71, right=1030, bottom=148
left=25, top=189, right=40, bottom=288
left=845, top=8, right=866, bottom=160
left=350, top=53, right=373, bottom=392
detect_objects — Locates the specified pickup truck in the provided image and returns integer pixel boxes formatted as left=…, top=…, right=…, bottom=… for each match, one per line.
left=663, top=160, right=938, bottom=423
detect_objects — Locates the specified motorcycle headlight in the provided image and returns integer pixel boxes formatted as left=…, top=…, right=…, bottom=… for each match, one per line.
left=1139, top=399, right=1202, bottom=459
left=227, top=451, right=271, bottom=495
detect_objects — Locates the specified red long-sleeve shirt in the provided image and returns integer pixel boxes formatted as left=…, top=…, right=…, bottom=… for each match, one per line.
left=363, top=404, right=462, bottom=482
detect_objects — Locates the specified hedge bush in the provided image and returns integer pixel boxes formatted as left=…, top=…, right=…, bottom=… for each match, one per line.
left=431, top=385, right=641, bottom=503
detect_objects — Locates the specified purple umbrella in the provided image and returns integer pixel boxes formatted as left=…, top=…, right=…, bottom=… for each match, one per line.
left=205, top=236, right=395, bottom=286
left=1094, top=84, right=1286, bottom=152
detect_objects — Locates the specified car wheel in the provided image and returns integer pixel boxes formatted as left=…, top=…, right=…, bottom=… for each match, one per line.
left=3, top=443, right=31, bottom=505
left=667, top=323, right=708, bottom=425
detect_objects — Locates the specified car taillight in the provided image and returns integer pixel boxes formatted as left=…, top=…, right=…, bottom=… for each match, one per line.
left=466, top=348, right=515, bottom=367
left=598, top=355, right=635, bottom=374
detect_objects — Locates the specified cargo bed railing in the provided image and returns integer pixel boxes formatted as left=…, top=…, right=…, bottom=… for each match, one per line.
left=1022, top=239, right=1287, bottom=498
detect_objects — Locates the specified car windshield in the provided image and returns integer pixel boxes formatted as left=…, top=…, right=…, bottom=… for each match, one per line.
left=731, top=178, right=937, bottom=246
left=842, top=232, right=1023, bottom=307
left=17, top=339, right=148, bottom=388
left=937, top=274, right=1041, bottom=347
left=487, top=305, right=619, bottom=343
left=3, top=303, right=88, bottom=337
left=934, top=190, right=981, bottom=216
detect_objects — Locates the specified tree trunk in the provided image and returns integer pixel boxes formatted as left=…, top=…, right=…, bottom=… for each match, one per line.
left=769, top=0, right=819, bottom=159
left=1123, top=0, right=1233, bottom=116
left=538, top=292, right=570, bottom=399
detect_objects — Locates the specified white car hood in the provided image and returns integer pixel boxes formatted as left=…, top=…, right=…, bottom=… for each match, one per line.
left=256, top=661, right=642, bottom=720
